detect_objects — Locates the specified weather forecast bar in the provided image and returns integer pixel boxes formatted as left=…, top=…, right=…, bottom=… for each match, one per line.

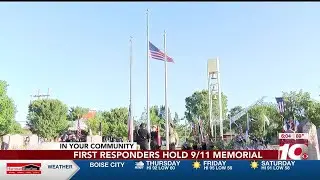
left=0, top=150, right=279, bottom=160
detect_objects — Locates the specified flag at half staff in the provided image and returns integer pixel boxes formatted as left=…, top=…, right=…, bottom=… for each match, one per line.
left=149, top=41, right=174, bottom=63
left=156, top=126, right=161, bottom=146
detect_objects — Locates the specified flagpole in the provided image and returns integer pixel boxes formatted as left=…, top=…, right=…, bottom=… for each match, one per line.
left=199, top=116, right=202, bottom=144
left=129, top=36, right=134, bottom=142
left=164, top=30, right=170, bottom=150
left=246, top=113, right=249, bottom=142
left=229, top=118, right=232, bottom=140
left=146, top=9, right=151, bottom=134
left=263, top=121, right=265, bottom=135
left=263, top=119, right=266, bottom=135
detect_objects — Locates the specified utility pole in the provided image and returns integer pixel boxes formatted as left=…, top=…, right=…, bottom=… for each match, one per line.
left=30, top=88, right=50, bottom=102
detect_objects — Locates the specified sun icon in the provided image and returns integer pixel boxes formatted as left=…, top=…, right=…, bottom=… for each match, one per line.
left=192, top=161, right=201, bottom=169
left=250, top=161, right=259, bottom=169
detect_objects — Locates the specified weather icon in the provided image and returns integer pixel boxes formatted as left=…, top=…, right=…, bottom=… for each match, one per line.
left=192, top=161, right=201, bottom=169
left=135, top=161, right=144, bottom=169
left=250, top=161, right=259, bottom=169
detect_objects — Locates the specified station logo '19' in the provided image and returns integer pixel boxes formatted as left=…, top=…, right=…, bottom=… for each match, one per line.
left=278, top=133, right=309, bottom=160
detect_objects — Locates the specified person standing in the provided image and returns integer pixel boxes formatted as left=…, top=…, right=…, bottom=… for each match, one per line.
left=138, top=123, right=150, bottom=150
left=150, top=125, right=161, bottom=150
left=169, top=123, right=179, bottom=150
left=133, top=126, right=140, bottom=143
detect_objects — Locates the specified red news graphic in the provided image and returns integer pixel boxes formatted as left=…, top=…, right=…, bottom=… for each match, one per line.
left=278, top=133, right=309, bottom=160
left=6, top=163, right=41, bottom=174
left=0, top=150, right=280, bottom=160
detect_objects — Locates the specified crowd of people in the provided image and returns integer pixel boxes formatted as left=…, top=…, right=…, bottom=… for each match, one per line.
left=59, top=132, right=83, bottom=142
left=59, top=122, right=272, bottom=150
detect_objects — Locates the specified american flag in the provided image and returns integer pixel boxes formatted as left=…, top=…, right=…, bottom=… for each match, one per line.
left=275, top=97, right=285, bottom=114
left=149, top=42, right=174, bottom=63
left=156, top=126, right=161, bottom=146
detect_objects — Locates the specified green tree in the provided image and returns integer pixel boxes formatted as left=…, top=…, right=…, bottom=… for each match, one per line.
left=0, top=80, right=17, bottom=136
left=282, top=90, right=312, bottom=121
left=8, top=121, right=24, bottom=134
left=229, top=106, right=244, bottom=117
left=184, top=90, right=228, bottom=136
left=86, top=112, right=109, bottom=135
left=27, top=99, right=69, bottom=140
left=159, top=105, right=173, bottom=123
left=228, top=104, right=282, bottom=139
left=100, top=107, right=128, bottom=137
left=173, top=112, right=181, bottom=125
left=175, top=122, right=189, bottom=143
left=281, top=90, right=320, bottom=128
left=67, top=106, right=89, bottom=121
left=247, top=104, right=282, bottom=138
left=228, top=106, right=244, bottom=130
left=306, top=101, right=320, bottom=128
left=139, top=106, right=165, bottom=136
left=150, top=106, right=164, bottom=130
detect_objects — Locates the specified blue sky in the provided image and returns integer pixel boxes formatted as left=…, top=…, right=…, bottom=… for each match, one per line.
left=1, top=2, right=320, bottom=125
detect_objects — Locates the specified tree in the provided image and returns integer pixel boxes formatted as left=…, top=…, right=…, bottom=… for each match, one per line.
left=99, top=107, right=128, bottom=137
left=228, top=104, right=282, bottom=139
left=282, top=90, right=312, bottom=121
left=247, top=104, right=282, bottom=138
left=150, top=106, right=164, bottom=131
left=86, top=112, right=109, bottom=135
left=173, top=112, right=180, bottom=125
left=67, top=106, right=89, bottom=121
left=159, top=105, right=173, bottom=123
left=228, top=106, right=244, bottom=130
left=0, top=80, right=17, bottom=136
left=175, top=122, right=189, bottom=143
left=138, top=105, right=182, bottom=139
left=306, top=101, right=320, bottom=128
left=184, top=90, right=228, bottom=136
left=229, top=106, right=244, bottom=117
left=281, top=90, right=320, bottom=128
left=8, top=121, right=24, bottom=134
left=27, top=99, right=69, bottom=140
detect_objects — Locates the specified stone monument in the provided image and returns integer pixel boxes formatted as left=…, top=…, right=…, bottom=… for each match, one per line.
left=1, top=134, right=40, bottom=150
left=299, top=121, right=320, bottom=160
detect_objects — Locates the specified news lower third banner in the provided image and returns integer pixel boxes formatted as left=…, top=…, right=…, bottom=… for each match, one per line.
left=0, top=160, right=319, bottom=180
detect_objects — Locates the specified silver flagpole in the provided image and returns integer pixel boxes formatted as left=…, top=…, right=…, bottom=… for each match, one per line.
left=129, top=36, right=134, bottom=142
left=164, top=30, right=170, bottom=150
left=246, top=113, right=250, bottom=141
left=146, top=9, right=151, bottom=134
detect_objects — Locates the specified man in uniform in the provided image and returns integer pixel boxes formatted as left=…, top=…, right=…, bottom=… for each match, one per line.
left=138, top=123, right=150, bottom=150
left=133, top=126, right=140, bottom=143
